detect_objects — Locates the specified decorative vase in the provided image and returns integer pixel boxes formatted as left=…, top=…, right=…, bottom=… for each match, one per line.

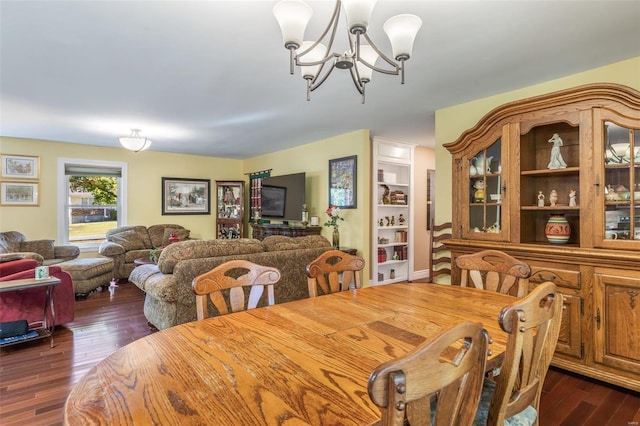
left=545, top=214, right=571, bottom=244
left=332, top=227, right=340, bottom=248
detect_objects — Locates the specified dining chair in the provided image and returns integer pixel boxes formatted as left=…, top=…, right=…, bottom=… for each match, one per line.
left=192, top=259, right=281, bottom=319
left=456, top=250, right=531, bottom=298
left=368, top=321, right=489, bottom=426
left=428, top=220, right=452, bottom=283
left=306, top=249, right=365, bottom=297
left=474, top=281, right=563, bottom=426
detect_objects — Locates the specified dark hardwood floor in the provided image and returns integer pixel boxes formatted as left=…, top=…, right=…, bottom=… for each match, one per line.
left=1, top=282, right=638, bottom=425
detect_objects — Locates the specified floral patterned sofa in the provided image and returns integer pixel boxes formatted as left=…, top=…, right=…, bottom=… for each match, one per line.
left=0, top=231, right=80, bottom=265
left=129, top=235, right=332, bottom=330
left=98, top=224, right=190, bottom=280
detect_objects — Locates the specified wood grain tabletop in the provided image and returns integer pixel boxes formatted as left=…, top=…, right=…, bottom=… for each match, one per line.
left=64, top=283, right=515, bottom=425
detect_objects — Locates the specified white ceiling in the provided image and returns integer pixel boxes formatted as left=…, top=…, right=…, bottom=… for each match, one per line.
left=1, top=0, right=639, bottom=159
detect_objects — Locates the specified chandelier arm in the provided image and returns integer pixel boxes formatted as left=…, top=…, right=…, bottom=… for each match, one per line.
left=348, top=66, right=365, bottom=95
left=309, top=61, right=338, bottom=92
left=295, top=0, right=341, bottom=64
left=351, top=33, right=364, bottom=85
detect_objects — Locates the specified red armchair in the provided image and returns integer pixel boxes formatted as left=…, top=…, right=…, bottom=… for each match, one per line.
left=0, top=259, right=75, bottom=326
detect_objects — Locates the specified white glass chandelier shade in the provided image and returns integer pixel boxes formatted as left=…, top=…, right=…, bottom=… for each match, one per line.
left=273, top=0, right=422, bottom=102
left=354, top=45, right=378, bottom=82
left=298, top=41, right=326, bottom=79
left=119, top=129, right=152, bottom=152
left=383, top=14, right=423, bottom=60
left=341, top=0, right=378, bottom=34
left=273, top=0, right=313, bottom=49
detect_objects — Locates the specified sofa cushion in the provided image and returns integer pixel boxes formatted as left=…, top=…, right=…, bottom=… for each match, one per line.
left=107, top=226, right=153, bottom=249
left=262, top=235, right=331, bottom=251
left=20, top=239, right=55, bottom=259
left=157, top=239, right=264, bottom=274
left=162, top=228, right=190, bottom=246
left=148, top=224, right=185, bottom=248
left=110, top=230, right=147, bottom=251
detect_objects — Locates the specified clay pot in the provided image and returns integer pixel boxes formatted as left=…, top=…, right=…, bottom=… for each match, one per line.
left=545, top=214, right=570, bottom=244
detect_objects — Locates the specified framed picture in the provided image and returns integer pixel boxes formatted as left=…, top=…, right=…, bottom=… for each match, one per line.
left=329, top=155, right=357, bottom=209
left=162, top=177, right=210, bottom=215
left=1, top=154, right=39, bottom=180
left=1, top=181, right=39, bottom=206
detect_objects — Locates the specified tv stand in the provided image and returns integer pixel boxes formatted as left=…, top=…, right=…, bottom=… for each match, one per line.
left=250, top=223, right=322, bottom=241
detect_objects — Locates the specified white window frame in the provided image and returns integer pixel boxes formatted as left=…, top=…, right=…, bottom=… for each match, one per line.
left=57, top=158, right=128, bottom=252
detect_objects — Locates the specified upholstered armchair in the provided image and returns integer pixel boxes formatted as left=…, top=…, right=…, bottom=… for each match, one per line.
left=0, top=258, right=76, bottom=325
left=0, top=231, right=80, bottom=266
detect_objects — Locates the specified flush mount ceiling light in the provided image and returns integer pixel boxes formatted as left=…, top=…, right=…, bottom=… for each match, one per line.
left=118, top=129, right=152, bottom=152
left=273, top=0, right=422, bottom=103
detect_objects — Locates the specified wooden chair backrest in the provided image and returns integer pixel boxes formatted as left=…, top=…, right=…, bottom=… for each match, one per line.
left=306, top=249, right=365, bottom=297
left=487, top=281, right=563, bottom=425
left=368, top=321, right=489, bottom=426
left=456, top=250, right=531, bottom=297
left=428, top=220, right=452, bottom=283
left=192, top=259, right=281, bottom=319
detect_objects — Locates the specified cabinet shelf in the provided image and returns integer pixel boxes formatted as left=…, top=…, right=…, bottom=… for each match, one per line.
left=521, top=206, right=581, bottom=211
left=377, top=181, right=409, bottom=187
left=378, top=259, right=407, bottom=266
left=521, top=166, right=580, bottom=176
left=378, top=242, right=408, bottom=248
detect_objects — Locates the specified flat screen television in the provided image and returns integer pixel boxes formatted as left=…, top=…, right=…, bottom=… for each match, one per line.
left=261, top=185, right=286, bottom=218
left=261, top=172, right=305, bottom=222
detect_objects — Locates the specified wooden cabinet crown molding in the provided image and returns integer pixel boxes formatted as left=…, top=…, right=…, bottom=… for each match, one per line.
left=444, top=83, right=640, bottom=154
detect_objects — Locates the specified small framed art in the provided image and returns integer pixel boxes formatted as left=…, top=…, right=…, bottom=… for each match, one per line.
left=1, top=181, right=39, bottom=206
left=329, top=155, right=357, bottom=209
left=1, top=154, right=39, bottom=180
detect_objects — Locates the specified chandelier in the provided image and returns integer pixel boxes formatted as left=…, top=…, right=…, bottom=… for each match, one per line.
left=273, top=0, right=422, bottom=103
left=119, top=129, right=152, bottom=152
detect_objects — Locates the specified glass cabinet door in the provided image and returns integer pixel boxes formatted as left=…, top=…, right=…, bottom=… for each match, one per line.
left=598, top=112, right=640, bottom=245
left=464, top=135, right=505, bottom=239
left=216, top=180, right=244, bottom=239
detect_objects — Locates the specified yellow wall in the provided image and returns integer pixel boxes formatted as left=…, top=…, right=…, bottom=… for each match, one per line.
left=0, top=137, right=242, bottom=242
left=242, top=129, right=372, bottom=281
left=0, top=131, right=374, bottom=275
left=434, top=56, right=640, bottom=223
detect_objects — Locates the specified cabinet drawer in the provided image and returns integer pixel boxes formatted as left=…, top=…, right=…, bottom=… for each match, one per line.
left=529, top=265, right=580, bottom=290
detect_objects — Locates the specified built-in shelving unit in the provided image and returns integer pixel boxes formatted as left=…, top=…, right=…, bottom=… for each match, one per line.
left=371, top=138, right=414, bottom=285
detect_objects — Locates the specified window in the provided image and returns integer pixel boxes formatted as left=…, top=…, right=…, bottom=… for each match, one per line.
left=58, top=159, right=127, bottom=250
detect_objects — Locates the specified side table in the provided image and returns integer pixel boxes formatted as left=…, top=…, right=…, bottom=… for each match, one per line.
left=0, top=276, right=61, bottom=348
left=134, top=257, right=155, bottom=267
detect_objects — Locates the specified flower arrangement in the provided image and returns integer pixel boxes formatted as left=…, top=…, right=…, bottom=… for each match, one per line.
left=324, top=205, right=344, bottom=229
left=149, top=245, right=166, bottom=263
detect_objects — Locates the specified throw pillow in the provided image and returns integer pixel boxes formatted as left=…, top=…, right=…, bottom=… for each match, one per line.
left=162, top=228, right=190, bottom=246
left=20, top=239, right=55, bottom=259
left=110, top=230, right=147, bottom=251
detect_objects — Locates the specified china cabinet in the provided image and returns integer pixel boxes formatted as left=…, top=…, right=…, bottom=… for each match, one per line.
left=444, top=83, right=640, bottom=391
left=371, top=138, right=414, bottom=285
left=215, top=181, right=244, bottom=239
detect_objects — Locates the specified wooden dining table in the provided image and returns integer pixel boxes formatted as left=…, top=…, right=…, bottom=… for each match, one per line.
left=63, top=283, right=516, bottom=425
